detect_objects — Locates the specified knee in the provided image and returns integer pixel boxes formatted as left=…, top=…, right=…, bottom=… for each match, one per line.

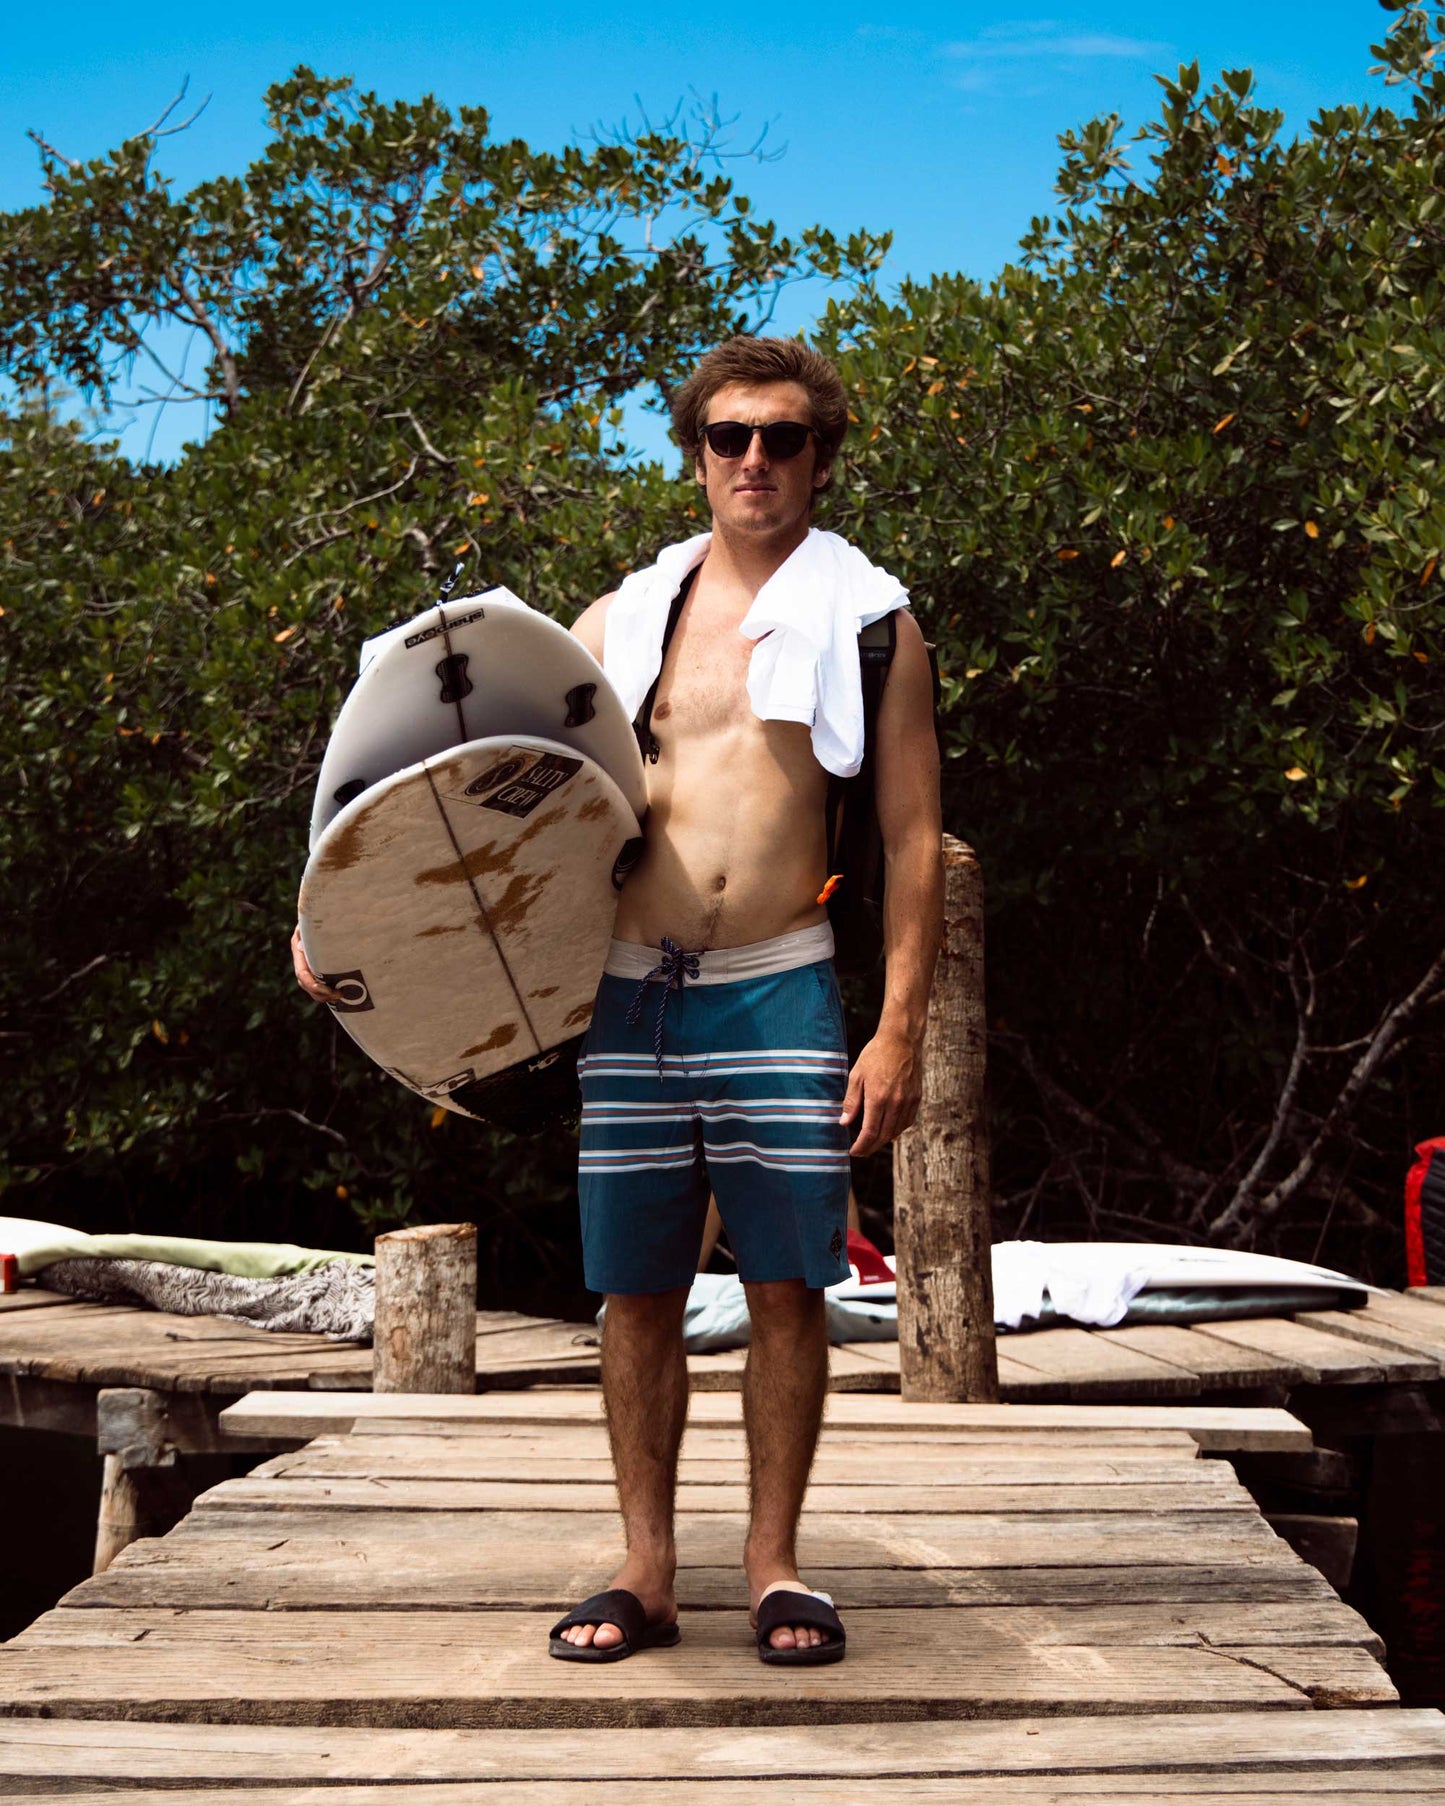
left=604, top=1285, right=690, bottom=1341
left=743, top=1279, right=826, bottom=1341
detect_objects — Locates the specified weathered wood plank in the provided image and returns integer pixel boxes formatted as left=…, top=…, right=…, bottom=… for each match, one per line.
left=971, top=1328, right=1202, bottom=1400
left=0, top=1371, right=98, bottom=1437
left=0, top=1608, right=1394, bottom=1724
left=347, top=1419, right=1205, bottom=1459
left=1298, top=1300, right=1445, bottom=1365
left=6, top=1708, right=1440, bottom=1789
left=71, top=1555, right=1336, bottom=1613
left=172, top=1501, right=1293, bottom=1563
left=218, top=1391, right=1314, bottom=1451
left=199, top=1475, right=1258, bottom=1516
left=0, top=1288, right=77, bottom=1314
left=19, top=1779, right=1445, bottom=1804
left=1189, top=1318, right=1436, bottom=1385
left=1091, top=1324, right=1307, bottom=1391
left=28, top=1601, right=1378, bottom=1652
left=256, top=1431, right=1223, bottom=1487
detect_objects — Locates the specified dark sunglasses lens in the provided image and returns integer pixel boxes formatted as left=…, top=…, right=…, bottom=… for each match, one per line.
left=761, top=423, right=810, bottom=459
left=703, top=421, right=814, bottom=460
left=705, top=423, right=753, bottom=458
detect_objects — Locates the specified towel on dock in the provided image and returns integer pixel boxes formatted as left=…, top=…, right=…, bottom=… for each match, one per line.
left=0, top=1216, right=372, bottom=1280
left=39, top=1257, right=375, bottom=1341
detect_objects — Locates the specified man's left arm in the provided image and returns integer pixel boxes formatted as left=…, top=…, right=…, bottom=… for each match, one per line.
left=840, top=611, right=945, bottom=1157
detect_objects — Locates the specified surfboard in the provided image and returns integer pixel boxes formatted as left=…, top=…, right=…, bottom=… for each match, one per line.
left=309, top=587, right=647, bottom=849
left=298, top=736, right=642, bottom=1127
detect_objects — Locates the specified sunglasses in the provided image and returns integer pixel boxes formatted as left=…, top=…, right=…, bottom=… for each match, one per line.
left=702, top=420, right=819, bottom=461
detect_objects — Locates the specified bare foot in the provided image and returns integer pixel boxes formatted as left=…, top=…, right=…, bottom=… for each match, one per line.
left=558, top=1560, right=677, bottom=1652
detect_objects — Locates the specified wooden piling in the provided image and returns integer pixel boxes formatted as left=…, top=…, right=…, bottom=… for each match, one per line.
left=373, top=1223, right=477, bottom=1395
left=893, top=833, right=998, bottom=1403
left=92, top=1389, right=194, bottom=1575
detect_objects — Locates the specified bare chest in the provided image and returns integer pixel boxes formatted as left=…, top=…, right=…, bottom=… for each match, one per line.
left=651, top=613, right=759, bottom=740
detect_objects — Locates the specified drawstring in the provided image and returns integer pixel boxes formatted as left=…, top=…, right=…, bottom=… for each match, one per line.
left=625, top=935, right=701, bottom=1073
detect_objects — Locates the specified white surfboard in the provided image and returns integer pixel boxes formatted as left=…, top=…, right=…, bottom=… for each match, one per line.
left=309, top=587, right=647, bottom=848
left=298, top=736, right=642, bottom=1124
left=826, top=1244, right=1377, bottom=1305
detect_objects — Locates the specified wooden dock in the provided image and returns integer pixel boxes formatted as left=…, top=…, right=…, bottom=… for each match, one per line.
left=9, top=1283, right=1445, bottom=1425
left=8, top=1282, right=1445, bottom=1608
left=3, top=1389, right=1445, bottom=1795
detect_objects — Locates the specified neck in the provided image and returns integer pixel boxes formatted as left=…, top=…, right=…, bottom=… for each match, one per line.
left=703, top=518, right=812, bottom=598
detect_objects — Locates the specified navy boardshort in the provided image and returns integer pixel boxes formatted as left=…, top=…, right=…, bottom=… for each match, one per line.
left=577, top=923, right=852, bottom=1295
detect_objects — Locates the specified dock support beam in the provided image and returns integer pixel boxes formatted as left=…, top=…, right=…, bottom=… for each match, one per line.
left=373, top=1223, right=478, bottom=1394
left=893, top=833, right=999, bottom=1403
left=92, top=1388, right=194, bottom=1574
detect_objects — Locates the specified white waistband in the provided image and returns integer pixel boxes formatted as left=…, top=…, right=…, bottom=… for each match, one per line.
left=604, top=922, right=836, bottom=985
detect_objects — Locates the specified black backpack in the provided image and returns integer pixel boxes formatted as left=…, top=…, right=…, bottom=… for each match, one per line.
left=632, top=571, right=938, bottom=977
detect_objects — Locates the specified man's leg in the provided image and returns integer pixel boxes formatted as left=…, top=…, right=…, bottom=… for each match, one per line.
left=741, top=1278, right=831, bottom=1652
left=557, top=1284, right=690, bottom=1650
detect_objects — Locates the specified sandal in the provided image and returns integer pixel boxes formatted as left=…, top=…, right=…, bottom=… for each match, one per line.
left=754, top=1587, right=847, bottom=1667
left=547, top=1588, right=681, bottom=1664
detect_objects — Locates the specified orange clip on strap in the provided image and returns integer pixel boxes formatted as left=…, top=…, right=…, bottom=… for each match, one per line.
left=816, top=873, right=844, bottom=906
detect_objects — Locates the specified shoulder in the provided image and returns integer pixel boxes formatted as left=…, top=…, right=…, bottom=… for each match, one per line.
left=885, top=608, right=931, bottom=680
left=570, top=591, right=616, bottom=663
left=878, top=607, right=935, bottom=718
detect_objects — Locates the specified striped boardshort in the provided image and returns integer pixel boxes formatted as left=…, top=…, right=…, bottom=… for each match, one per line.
left=577, top=923, right=852, bottom=1295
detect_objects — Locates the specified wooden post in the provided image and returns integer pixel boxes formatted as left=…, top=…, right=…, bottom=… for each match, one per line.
left=93, top=1388, right=194, bottom=1574
left=373, top=1223, right=478, bottom=1394
left=893, top=833, right=998, bottom=1402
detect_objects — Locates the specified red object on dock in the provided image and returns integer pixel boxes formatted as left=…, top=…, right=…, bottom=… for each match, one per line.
left=1405, top=1137, right=1445, bottom=1287
left=0, top=1252, right=17, bottom=1294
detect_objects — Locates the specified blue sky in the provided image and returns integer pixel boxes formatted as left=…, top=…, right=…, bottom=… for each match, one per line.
left=4, top=1, right=1398, bottom=462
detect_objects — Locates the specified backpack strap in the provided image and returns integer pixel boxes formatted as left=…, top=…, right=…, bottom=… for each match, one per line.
left=826, top=610, right=900, bottom=869
left=633, top=565, right=699, bottom=765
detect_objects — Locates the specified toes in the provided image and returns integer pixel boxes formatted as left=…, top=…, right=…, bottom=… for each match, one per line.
left=769, top=1625, right=798, bottom=1650
left=592, top=1622, right=623, bottom=1648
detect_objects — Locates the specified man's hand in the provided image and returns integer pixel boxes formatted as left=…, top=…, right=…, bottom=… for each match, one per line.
left=291, top=924, right=341, bottom=1004
left=839, top=1026, right=923, bottom=1157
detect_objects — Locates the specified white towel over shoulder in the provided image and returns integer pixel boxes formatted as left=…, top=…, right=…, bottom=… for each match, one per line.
left=602, top=529, right=908, bottom=778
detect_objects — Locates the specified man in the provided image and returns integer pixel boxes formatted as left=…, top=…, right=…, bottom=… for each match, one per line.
left=294, top=335, right=943, bottom=1666
left=553, top=336, right=942, bottom=1663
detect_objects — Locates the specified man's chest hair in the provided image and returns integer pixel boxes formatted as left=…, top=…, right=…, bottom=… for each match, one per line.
left=651, top=609, right=757, bottom=739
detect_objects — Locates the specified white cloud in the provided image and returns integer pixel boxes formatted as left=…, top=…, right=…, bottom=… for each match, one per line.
left=943, top=28, right=1166, bottom=61
left=940, top=19, right=1168, bottom=94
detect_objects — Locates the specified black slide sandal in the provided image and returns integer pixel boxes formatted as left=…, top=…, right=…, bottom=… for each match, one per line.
left=547, top=1588, right=681, bottom=1664
left=755, top=1588, right=847, bottom=1667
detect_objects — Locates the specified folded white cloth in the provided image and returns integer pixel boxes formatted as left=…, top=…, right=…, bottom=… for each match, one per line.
left=602, top=530, right=908, bottom=779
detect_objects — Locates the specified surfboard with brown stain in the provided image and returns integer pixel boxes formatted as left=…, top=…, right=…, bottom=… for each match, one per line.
left=298, top=736, right=641, bottom=1122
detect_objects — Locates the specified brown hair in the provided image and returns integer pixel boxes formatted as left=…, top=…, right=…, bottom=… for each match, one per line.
left=671, top=337, right=848, bottom=489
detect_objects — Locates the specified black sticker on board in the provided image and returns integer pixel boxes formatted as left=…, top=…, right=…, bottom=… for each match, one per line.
left=464, top=755, right=527, bottom=797
left=323, top=970, right=374, bottom=1013
left=404, top=606, right=484, bottom=650
left=480, top=751, right=582, bottom=818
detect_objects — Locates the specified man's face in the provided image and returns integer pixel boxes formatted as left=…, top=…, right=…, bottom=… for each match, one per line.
left=694, top=380, right=830, bottom=539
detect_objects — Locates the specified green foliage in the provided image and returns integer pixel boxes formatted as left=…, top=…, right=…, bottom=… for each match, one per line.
left=4, top=15, right=1443, bottom=1282
left=824, top=3, right=1445, bottom=1258
left=0, top=74, right=882, bottom=1294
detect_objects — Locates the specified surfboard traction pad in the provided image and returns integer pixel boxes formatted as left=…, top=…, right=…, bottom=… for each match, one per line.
left=299, top=738, right=641, bottom=1135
